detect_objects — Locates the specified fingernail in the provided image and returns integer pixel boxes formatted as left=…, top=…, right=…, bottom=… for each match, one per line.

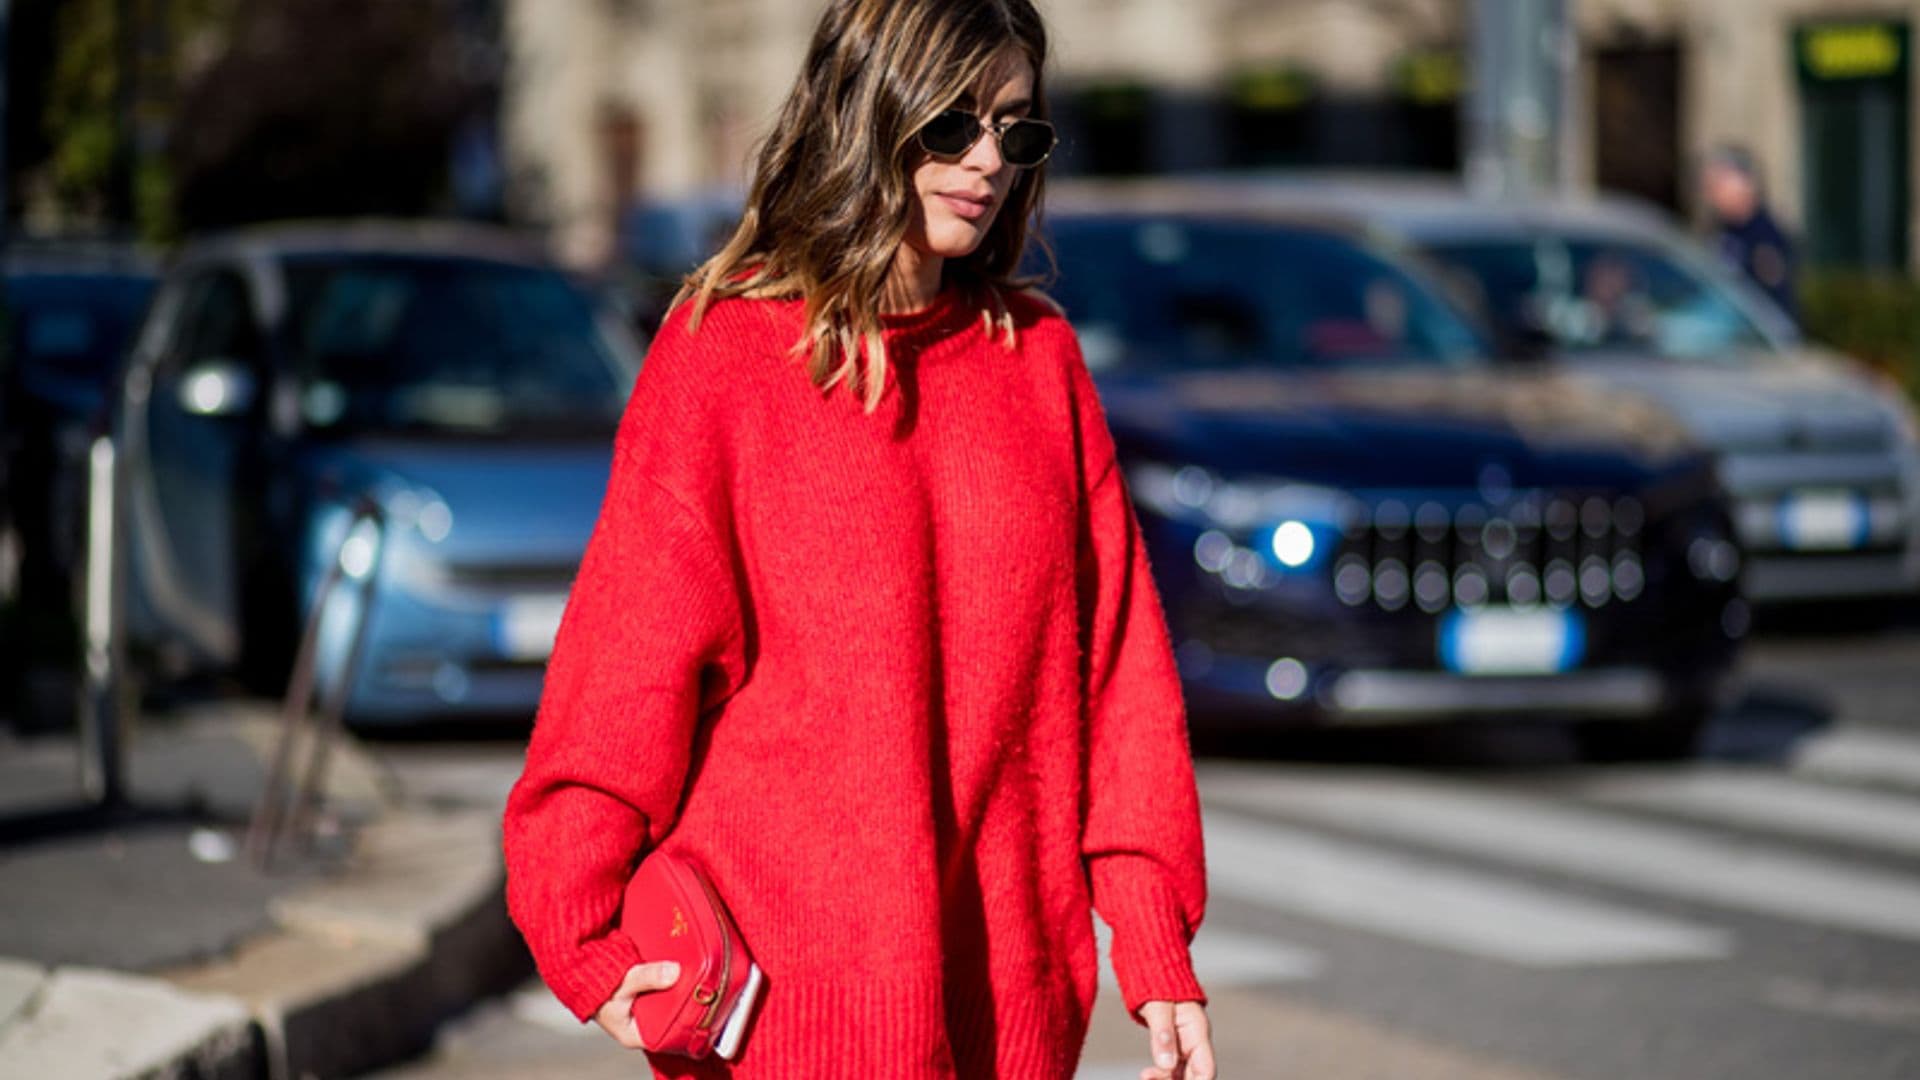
left=660, top=961, right=680, bottom=980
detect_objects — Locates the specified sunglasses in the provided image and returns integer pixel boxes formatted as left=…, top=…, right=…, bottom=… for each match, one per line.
left=915, top=108, right=1057, bottom=169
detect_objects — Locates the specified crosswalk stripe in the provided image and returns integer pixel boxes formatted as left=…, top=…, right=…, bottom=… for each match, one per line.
left=1574, top=768, right=1920, bottom=859
left=1203, top=811, right=1729, bottom=967
left=1793, top=727, right=1920, bottom=795
left=507, top=980, right=595, bottom=1035
left=1095, top=915, right=1324, bottom=989
left=1204, top=769, right=1920, bottom=943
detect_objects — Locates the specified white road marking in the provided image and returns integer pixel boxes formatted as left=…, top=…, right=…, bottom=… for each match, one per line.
left=1202, top=811, right=1729, bottom=967
left=1204, top=770, right=1920, bottom=944
left=508, top=981, right=595, bottom=1035
left=1076, top=1068, right=1147, bottom=1080
left=1793, top=727, right=1920, bottom=795
left=1576, top=767, right=1920, bottom=859
left=1095, top=914, right=1324, bottom=990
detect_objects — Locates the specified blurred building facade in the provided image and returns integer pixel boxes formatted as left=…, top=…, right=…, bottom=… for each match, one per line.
left=502, top=0, right=1918, bottom=274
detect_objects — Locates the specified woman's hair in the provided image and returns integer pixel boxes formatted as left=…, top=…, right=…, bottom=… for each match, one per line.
left=673, top=0, right=1050, bottom=413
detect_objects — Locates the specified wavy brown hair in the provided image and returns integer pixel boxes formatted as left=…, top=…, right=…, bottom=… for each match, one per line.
left=673, top=0, right=1051, bottom=413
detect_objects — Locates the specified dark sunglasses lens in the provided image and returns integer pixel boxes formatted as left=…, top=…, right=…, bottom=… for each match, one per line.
left=1000, top=121, right=1055, bottom=166
left=919, top=111, right=980, bottom=156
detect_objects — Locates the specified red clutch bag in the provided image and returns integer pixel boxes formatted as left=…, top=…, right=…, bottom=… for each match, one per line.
left=619, top=849, right=763, bottom=1060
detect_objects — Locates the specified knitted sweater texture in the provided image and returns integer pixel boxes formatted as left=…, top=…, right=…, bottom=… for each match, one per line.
left=501, top=284, right=1209, bottom=1079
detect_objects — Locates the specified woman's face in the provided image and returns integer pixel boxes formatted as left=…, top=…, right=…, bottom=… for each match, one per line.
left=902, top=53, right=1036, bottom=264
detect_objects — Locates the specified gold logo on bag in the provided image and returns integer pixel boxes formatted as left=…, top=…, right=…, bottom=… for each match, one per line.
left=670, top=906, right=689, bottom=938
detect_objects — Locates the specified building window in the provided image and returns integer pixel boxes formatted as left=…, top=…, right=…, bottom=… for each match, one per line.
left=1068, top=81, right=1156, bottom=176
left=1226, top=66, right=1315, bottom=168
left=1795, top=21, right=1912, bottom=269
left=1591, top=41, right=1684, bottom=214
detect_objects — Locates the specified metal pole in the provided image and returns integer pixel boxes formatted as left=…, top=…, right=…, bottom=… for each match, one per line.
left=1464, top=0, right=1577, bottom=199
left=2, top=0, right=12, bottom=239
left=80, top=437, right=128, bottom=807
left=111, top=0, right=136, bottom=228
left=248, top=502, right=385, bottom=870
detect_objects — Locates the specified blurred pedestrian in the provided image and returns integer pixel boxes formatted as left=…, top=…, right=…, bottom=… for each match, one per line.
left=499, top=1, right=1214, bottom=1078
left=1700, top=144, right=1800, bottom=324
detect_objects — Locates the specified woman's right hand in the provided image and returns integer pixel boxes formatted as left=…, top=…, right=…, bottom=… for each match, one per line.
left=593, top=961, right=683, bottom=1049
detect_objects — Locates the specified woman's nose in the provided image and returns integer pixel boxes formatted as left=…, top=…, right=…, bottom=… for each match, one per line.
left=964, top=125, right=1007, bottom=175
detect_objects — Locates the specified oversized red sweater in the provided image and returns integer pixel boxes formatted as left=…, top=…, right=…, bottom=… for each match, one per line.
left=501, top=283, right=1209, bottom=1079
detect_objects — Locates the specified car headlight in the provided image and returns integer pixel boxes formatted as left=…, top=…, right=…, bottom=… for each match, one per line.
left=307, top=485, right=456, bottom=602
left=385, top=487, right=455, bottom=543
left=1126, top=461, right=1358, bottom=580
left=337, top=516, right=384, bottom=581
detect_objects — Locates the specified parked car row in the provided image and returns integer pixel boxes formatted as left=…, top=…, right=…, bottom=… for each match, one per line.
left=4, top=176, right=1915, bottom=753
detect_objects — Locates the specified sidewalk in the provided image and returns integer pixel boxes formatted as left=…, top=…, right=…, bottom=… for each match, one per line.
left=0, top=702, right=529, bottom=1079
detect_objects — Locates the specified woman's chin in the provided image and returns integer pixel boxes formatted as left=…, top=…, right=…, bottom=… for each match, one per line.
left=927, top=221, right=995, bottom=260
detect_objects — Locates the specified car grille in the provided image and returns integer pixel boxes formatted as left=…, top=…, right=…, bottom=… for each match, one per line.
left=1331, top=492, right=1648, bottom=614
left=1176, top=595, right=1330, bottom=657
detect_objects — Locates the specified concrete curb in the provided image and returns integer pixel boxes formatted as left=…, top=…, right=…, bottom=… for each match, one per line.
left=0, top=810, right=528, bottom=1080
left=0, top=963, right=260, bottom=1080
left=0, top=707, right=531, bottom=1080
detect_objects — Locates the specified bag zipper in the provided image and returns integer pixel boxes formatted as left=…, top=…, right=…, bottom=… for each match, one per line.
left=692, top=868, right=732, bottom=1031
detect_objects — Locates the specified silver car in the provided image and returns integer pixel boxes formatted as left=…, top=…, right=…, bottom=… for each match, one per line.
left=1239, top=179, right=1920, bottom=604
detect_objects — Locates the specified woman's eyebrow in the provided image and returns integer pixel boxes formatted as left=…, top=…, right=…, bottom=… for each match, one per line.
left=990, top=97, right=1033, bottom=118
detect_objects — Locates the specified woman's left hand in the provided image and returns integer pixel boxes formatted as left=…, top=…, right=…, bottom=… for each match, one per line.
left=1136, top=999, right=1215, bottom=1080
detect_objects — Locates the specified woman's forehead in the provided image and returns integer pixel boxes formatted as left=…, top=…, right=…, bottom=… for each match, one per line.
left=963, top=49, right=1035, bottom=108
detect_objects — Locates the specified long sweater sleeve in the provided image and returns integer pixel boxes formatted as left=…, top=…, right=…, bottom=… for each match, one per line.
left=1071, top=359, right=1211, bottom=1024
left=500, top=310, right=749, bottom=1023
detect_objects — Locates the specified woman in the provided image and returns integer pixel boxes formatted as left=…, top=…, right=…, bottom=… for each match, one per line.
left=501, top=1, right=1214, bottom=1077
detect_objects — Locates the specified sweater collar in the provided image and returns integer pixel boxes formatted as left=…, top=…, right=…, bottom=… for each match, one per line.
left=879, top=282, right=979, bottom=348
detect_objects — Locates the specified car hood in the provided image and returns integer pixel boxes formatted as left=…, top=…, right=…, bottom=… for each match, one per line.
left=300, top=436, right=613, bottom=566
left=1097, top=366, right=1702, bottom=491
left=1556, top=346, right=1902, bottom=454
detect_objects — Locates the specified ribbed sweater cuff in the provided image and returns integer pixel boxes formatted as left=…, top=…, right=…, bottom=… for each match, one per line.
left=1105, top=878, right=1208, bottom=1024
left=547, top=932, right=645, bottom=1023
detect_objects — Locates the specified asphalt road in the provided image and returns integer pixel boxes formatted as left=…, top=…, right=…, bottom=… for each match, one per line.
left=362, top=621, right=1920, bottom=1080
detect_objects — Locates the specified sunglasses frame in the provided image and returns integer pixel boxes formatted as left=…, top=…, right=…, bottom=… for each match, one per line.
left=914, top=108, right=1057, bottom=169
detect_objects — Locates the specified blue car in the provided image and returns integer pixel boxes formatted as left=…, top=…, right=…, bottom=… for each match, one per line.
left=112, top=223, right=641, bottom=726
left=1041, top=183, right=1746, bottom=758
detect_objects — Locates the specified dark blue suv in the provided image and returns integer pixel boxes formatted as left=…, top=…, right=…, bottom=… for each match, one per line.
left=1041, top=184, right=1745, bottom=758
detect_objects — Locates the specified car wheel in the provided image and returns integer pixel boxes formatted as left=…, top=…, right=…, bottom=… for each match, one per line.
left=1573, top=708, right=1708, bottom=764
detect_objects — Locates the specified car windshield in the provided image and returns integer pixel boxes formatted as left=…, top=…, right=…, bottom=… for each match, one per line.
left=1041, top=218, right=1489, bottom=373
left=1419, top=234, right=1776, bottom=359
left=284, top=255, right=635, bottom=436
left=4, top=272, right=156, bottom=379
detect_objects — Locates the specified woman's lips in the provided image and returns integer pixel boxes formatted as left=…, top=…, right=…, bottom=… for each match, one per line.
left=937, top=192, right=994, bottom=221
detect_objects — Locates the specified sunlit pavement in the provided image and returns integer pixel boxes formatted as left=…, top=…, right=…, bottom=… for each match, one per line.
left=364, top=620, right=1920, bottom=1079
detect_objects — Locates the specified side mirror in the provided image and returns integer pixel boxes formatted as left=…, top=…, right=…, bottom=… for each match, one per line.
left=176, top=359, right=258, bottom=418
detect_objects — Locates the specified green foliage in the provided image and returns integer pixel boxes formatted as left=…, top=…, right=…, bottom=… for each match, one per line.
left=1799, top=271, right=1920, bottom=403
left=36, top=0, right=236, bottom=239
left=134, top=157, right=180, bottom=244
left=44, top=0, right=121, bottom=218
